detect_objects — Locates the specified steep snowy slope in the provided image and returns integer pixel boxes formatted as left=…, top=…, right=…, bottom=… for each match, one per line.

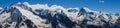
left=0, top=2, right=120, bottom=28
left=0, top=2, right=51, bottom=28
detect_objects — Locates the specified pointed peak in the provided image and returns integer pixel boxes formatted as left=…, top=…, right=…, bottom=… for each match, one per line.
left=9, top=2, right=29, bottom=7
left=82, top=7, right=89, bottom=9
left=80, top=7, right=91, bottom=12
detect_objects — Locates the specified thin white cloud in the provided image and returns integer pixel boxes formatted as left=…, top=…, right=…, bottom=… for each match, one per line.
left=0, top=7, right=2, bottom=9
left=99, top=0, right=104, bottom=3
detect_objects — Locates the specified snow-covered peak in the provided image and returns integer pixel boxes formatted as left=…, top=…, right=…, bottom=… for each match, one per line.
left=9, top=2, right=66, bottom=13
left=77, top=7, right=92, bottom=17
left=67, top=8, right=79, bottom=13
left=80, top=7, right=91, bottom=12
left=22, top=2, right=29, bottom=6
left=29, top=4, right=49, bottom=9
left=50, top=5, right=65, bottom=10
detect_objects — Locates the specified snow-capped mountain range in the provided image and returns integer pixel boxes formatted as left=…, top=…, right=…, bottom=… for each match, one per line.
left=0, top=2, right=120, bottom=28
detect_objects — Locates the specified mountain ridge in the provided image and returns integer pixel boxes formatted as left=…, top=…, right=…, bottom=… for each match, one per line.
left=0, top=2, right=120, bottom=28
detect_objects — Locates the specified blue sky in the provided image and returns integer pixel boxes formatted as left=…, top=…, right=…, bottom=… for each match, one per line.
left=0, top=0, right=120, bottom=13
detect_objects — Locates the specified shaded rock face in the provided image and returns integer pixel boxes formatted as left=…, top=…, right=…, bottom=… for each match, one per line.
left=33, top=9, right=76, bottom=28
left=113, top=17, right=120, bottom=28
left=1, top=15, right=38, bottom=28
left=77, top=8, right=88, bottom=17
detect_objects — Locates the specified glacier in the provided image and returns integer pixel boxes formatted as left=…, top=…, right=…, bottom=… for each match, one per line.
left=0, top=2, right=120, bottom=28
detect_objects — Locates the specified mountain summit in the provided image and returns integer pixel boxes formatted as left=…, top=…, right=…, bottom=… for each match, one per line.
left=0, top=2, right=120, bottom=28
left=77, top=7, right=91, bottom=17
